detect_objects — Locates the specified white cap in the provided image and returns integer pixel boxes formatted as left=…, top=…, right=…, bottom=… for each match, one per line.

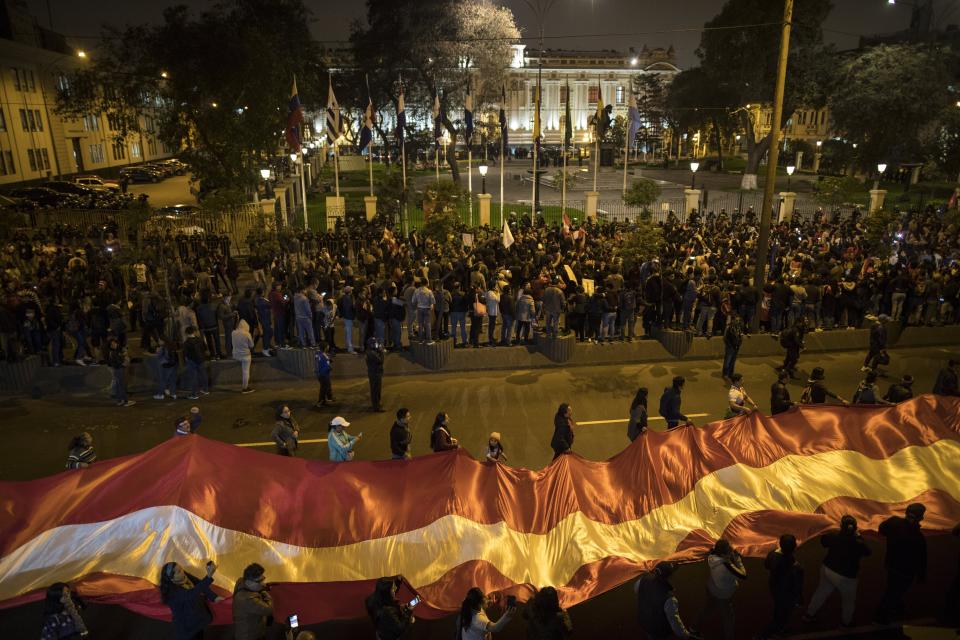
left=330, top=416, right=350, bottom=427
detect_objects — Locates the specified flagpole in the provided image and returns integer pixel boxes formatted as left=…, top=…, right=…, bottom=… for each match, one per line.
left=468, top=146, right=473, bottom=224
left=368, top=141, right=374, bottom=197
left=300, top=154, right=309, bottom=230
left=593, top=132, right=598, bottom=193
left=561, top=121, right=567, bottom=216
left=499, top=130, right=505, bottom=227
left=435, top=146, right=440, bottom=184
left=334, top=140, right=340, bottom=198
left=401, top=140, right=408, bottom=234
left=622, top=114, right=629, bottom=197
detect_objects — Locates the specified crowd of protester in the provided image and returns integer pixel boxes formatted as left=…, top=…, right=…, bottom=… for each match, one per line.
left=2, top=206, right=959, bottom=383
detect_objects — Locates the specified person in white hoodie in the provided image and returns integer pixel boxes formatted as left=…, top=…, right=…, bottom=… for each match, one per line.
left=232, top=319, right=255, bottom=393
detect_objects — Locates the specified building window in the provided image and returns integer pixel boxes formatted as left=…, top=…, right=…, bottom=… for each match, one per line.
left=107, top=113, right=121, bottom=131
left=19, top=109, right=28, bottom=131
left=88, top=144, right=105, bottom=164
left=33, top=109, right=42, bottom=131
left=130, top=141, right=141, bottom=159
left=147, top=137, right=157, bottom=156
left=27, top=149, right=37, bottom=171
left=27, top=70, right=35, bottom=91
left=111, top=140, right=126, bottom=160
left=10, top=67, right=19, bottom=91
left=616, top=85, right=625, bottom=104
left=588, top=86, right=598, bottom=104
left=82, top=114, right=100, bottom=132
left=40, top=148, right=49, bottom=170
left=0, top=107, right=6, bottom=132
left=0, top=150, right=14, bottom=175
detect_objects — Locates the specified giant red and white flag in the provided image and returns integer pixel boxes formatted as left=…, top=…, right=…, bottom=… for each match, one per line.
left=1, top=396, right=958, bottom=625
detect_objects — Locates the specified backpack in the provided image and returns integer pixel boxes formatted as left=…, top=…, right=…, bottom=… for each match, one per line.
left=800, top=385, right=813, bottom=404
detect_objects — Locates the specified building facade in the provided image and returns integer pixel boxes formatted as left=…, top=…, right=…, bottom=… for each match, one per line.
left=503, top=44, right=679, bottom=147
left=0, top=0, right=173, bottom=187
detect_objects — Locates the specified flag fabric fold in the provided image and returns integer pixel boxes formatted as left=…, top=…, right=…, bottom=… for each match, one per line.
left=595, top=81, right=610, bottom=139
left=359, top=95, right=374, bottom=153
left=396, top=79, right=406, bottom=143
left=563, top=80, right=572, bottom=149
left=432, top=93, right=443, bottom=147
left=464, top=80, right=474, bottom=146
left=502, top=217, right=515, bottom=248
left=285, top=77, right=304, bottom=152
left=532, top=83, right=541, bottom=145
left=2, top=397, right=958, bottom=626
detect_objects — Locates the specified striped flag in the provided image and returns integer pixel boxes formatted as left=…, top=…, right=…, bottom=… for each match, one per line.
left=285, top=77, right=304, bottom=152
left=627, top=93, right=641, bottom=150
left=563, top=80, right=572, bottom=149
left=502, top=217, right=515, bottom=248
left=2, top=398, right=957, bottom=626
left=464, top=80, right=474, bottom=146
left=432, top=92, right=443, bottom=146
left=594, top=80, right=610, bottom=138
left=396, top=79, right=406, bottom=143
left=532, top=82, right=541, bottom=146
left=499, top=85, right=508, bottom=148
left=358, top=93, right=374, bottom=152
left=326, top=77, right=341, bottom=145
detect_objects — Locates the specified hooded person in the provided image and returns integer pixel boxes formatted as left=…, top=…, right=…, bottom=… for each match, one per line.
left=635, top=561, right=695, bottom=640
left=231, top=319, right=255, bottom=393
left=160, top=560, right=221, bottom=640
left=364, top=577, right=414, bottom=640
left=232, top=563, right=273, bottom=640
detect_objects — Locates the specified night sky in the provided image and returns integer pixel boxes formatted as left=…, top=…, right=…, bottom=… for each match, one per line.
left=26, top=0, right=956, bottom=68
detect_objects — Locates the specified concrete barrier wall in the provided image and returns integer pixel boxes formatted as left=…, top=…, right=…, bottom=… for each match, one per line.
left=5, top=324, right=959, bottom=397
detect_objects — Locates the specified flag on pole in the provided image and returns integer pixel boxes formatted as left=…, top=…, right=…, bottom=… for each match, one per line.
left=627, top=93, right=641, bottom=150
left=285, top=77, right=304, bottom=152
left=359, top=88, right=374, bottom=153
left=595, top=80, right=610, bottom=138
left=326, top=77, right=341, bottom=145
left=533, top=83, right=541, bottom=145
left=499, top=85, right=508, bottom=148
left=562, top=212, right=572, bottom=234
left=502, top=217, right=515, bottom=248
left=464, top=79, right=474, bottom=145
left=396, top=79, right=406, bottom=143
left=432, top=92, right=442, bottom=147
left=563, top=80, right=572, bottom=149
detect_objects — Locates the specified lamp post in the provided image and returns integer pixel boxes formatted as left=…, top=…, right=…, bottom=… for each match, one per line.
left=479, top=164, right=488, bottom=194
left=786, top=164, right=795, bottom=190
left=689, top=161, right=699, bottom=189
left=522, top=0, right=557, bottom=217
left=875, top=162, right=887, bottom=190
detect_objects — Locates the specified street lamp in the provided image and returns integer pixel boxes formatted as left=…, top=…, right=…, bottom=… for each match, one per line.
left=689, top=161, right=699, bottom=189
left=289, top=152, right=298, bottom=162
left=816, top=140, right=822, bottom=148
left=875, top=162, right=887, bottom=189
left=786, top=164, right=795, bottom=190
left=76, top=50, right=87, bottom=59
left=260, top=168, right=270, bottom=180
left=479, top=164, right=488, bottom=194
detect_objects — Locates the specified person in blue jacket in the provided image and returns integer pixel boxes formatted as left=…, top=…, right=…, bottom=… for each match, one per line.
left=159, top=560, right=222, bottom=640
left=659, top=376, right=691, bottom=429
left=328, top=416, right=362, bottom=461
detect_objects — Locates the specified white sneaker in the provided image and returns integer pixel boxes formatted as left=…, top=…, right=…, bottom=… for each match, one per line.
left=263, top=349, right=272, bottom=357
left=153, top=394, right=164, bottom=400
left=76, top=359, right=87, bottom=367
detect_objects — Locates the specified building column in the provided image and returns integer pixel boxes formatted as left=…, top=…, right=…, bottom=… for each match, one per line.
left=812, top=152, right=822, bottom=174
left=909, top=165, right=922, bottom=186
left=259, top=198, right=277, bottom=231
left=326, top=196, right=345, bottom=231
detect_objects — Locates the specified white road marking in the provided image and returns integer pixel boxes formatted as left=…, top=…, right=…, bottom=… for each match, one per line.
left=579, top=413, right=710, bottom=426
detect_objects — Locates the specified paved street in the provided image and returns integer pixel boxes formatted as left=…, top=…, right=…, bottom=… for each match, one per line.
left=1, top=344, right=951, bottom=482
left=128, top=174, right=195, bottom=207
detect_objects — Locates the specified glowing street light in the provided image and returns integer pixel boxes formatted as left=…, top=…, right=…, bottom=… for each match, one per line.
left=479, top=164, right=489, bottom=193
left=160, top=71, right=169, bottom=79
left=76, top=50, right=87, bottom=59
left=786, top=164, right=795, bottom=190
left=689, top=161, right=699, bottom=189
left=260, top=168, right=270, bottom=180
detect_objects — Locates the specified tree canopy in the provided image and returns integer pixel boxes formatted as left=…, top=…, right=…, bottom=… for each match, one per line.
left=56, top=0, right=323, bottom=194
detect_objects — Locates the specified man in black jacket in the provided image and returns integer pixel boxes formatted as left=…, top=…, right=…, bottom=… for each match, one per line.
left=803, top=515, right=871, bottom=628
left=875, top=503, right=928, bottom=624
left=862, top=317, right=887, bottom=372
left=365, top=337, right=385, bottom=412
left=933, top=359, right=960, bottom=396
left=182, top=326, right=209, bottom=400
left=635, top=561, right=698, bottom=640
left=778, top=320, right=805, bottom=379
left=722, top=315, right=744, bottom=383
left=770, top=371, right=794, bottom=415
left=883, top=374, right=915, bottom=404
left=390, top=408, right=412, bottom=460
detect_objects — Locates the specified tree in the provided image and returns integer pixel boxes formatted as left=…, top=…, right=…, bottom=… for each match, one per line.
left=57, top=0, right=323, bottom=194
left=623, top=178, right=661, bottom=213
left=421, top=180, right=463, bottom=242
left=695, top=0, right=833, bottom=188
left=350, top=0, right=519, bottom=183
left=863, top=208, right=901, bottom=260
left=665, top=67, right=735, bottom=170
left=814, top=176, right=863, bottom=209
left=619, top=220, right=664, bottom=271
left=632, top=74, right=667, bottom=157
left=829, top=44, right=953, bottom=169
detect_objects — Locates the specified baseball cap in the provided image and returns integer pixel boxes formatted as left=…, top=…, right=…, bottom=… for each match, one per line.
left=330, top=416, right=350, bottom=428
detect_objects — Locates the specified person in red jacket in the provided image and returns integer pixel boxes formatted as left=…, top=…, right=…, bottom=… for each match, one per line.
left=429, top=412, right=459, bottom=452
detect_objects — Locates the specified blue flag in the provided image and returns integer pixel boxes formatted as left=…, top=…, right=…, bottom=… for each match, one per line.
left=285, top=77, right=303, bottom=152
left=627, top=93, right=641, bottom=150
left=358, top=95, right=373, bottom=152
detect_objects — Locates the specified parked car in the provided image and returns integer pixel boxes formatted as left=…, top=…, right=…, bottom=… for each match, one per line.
left=160, top=159, right=188, bottom=175
left=9, top=187, right=80, bottom=208
left=156, top=203, right=200, bottom=217
left=144, top=163, right=175, bottom=177
left=46, top=180, right=104, bottom=196
left=74, top=175, right=121, bottom=192
left=119, top=167, right=161, bottom=183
